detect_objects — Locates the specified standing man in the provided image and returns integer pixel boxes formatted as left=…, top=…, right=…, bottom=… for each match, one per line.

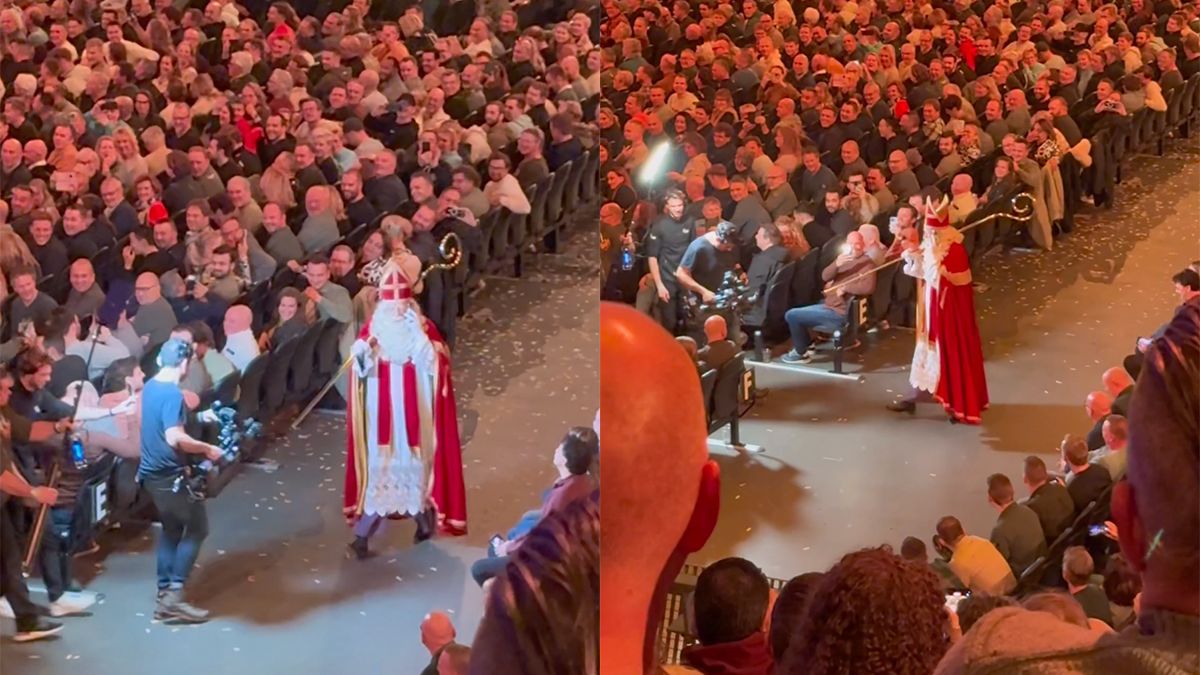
left=0, top=364, right=69, bottom=642
left=138, top=338, right=225, bottom=623
left=644, top=189, right=695, bottom=335
left=889, top=197, right=989, bottom=423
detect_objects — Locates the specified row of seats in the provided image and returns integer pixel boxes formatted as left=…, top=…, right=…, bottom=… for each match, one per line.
left=1015, top=482, right=1115, bottom=595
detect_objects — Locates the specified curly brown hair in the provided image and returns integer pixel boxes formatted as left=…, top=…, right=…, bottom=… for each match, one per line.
left=777, top=546, right=949, bottom=675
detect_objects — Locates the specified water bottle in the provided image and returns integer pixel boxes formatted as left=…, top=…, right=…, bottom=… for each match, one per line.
left=620, top=241, right=634, bottom=271
left=70, top=434, right=86, bottom=470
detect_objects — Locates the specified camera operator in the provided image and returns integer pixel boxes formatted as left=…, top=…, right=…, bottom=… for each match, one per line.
left=675, top=221, right=741, bottom=342
left=0, top=364, right=72, bottom=642
left=138, top=337, right=224, bottom=623
left=644, top=189, right=695, bottom=334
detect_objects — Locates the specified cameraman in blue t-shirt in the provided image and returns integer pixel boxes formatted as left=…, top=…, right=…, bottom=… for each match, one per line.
left=138, top=337, right=224, bottom=624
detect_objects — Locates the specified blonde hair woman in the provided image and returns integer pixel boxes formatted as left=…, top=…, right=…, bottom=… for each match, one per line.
left=0, top=224, right=38, bottom=300
left=189, top=74, right=223, bottom=117
left=876, top=45, right=901, bottom=88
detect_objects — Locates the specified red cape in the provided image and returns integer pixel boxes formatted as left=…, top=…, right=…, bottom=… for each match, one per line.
left=930, top=242, right=989, bottom=423
left=343, top=320, right=468, bottom=536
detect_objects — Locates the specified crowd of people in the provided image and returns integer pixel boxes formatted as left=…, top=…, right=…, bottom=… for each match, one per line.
left=598, top=0, right=1200, bottom=369
left=0, top=0, right=601, bottom=663
left=601, top=282, right=1197, bottom=674
left=596, top=0, right=1198, bottom=672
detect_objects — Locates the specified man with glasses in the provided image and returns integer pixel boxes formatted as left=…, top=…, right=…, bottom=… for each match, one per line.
left=99, top=177, right=138, bottom=238
left=130, top=273, right=177, bottom=348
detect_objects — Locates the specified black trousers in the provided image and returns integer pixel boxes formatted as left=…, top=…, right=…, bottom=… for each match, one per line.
left=658, top=285, right=686, bottom=335
left=0, top=501, right=41, bottom=630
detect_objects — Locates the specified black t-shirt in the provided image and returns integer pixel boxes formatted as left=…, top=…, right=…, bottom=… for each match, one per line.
left=644, top=215, right=695, bottom=288
left=679, top=235, right=737, bottom=297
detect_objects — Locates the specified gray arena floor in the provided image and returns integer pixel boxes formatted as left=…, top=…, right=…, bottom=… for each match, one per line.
left=0, top=231, right=600, bottom=674
left=695, top=141, right=1200, bottom=581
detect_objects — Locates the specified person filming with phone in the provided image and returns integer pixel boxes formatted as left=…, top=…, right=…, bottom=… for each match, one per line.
left=137, top=337, right=225, bottom=624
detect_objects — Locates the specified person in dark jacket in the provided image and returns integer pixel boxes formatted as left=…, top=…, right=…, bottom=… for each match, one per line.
left=1061, top=434, right=1112, bottom=520
left=742, top=223, right=790, bottom=332
left=1063, top=546, right=1115, bottom=627
left=1021, top=456, right=1075, bottom=543
left=987, top=473, right=1047, bottom=576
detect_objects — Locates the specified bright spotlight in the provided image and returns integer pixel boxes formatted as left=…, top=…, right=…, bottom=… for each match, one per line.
left=637, top=141, right=673, bottom=188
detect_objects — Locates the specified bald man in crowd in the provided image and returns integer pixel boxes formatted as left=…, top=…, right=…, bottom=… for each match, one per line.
left=1101, top=366, right=1134, bottom=416
left=220, top=305, right=260, bottom=373
left=601, top=303, right=720, bottom=673
left=1, top=138, right=32, bottom=197
left=419, top=611, right=459, bottom=675
left=130, top=272, right=177, bottom=347
left=64, top=259, right=105, bottom=320
left=1083, top=390, right=1113, bottom=451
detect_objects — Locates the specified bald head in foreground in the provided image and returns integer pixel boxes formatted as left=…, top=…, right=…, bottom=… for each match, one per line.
left=600, top=302, right=720, bottom=673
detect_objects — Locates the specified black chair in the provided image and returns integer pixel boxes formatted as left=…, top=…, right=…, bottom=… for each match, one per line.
left=212, top=369, right=241, bottom=407
left=503, top=208, right=530, bottom=277
left=261, top=337, right=300, bottom=417
left=477, top=209, right=502, bottom=274
left=483, top=207, right=512, bottom=275
left=708, top=354, right=747, bottom=443
left=824, top=297, right=867, bottom=375
left=759, top=261, right=797, bottom=344
left=236, top=352, right=271, bottom=422
left=561, top=154, right=588, bottom=223
left=241, top=281, right=273, bottom=334
left=524, top=175, right=552, bottom=244
left=344, top=224, right=372, bottom=250
left=286, top=321, right=325, bottom=402
left=579, top=149, right=599, bottom=205
left=542, top=164, right=573, bottom=251
left=700, top=368, right=718, bottom=424
left=313, top=319, right=346, bottom=385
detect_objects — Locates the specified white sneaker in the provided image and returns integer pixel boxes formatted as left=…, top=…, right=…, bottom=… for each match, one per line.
left=0, top=597, right=13, bottom=619
left=49, top=592, right=96, bottom=617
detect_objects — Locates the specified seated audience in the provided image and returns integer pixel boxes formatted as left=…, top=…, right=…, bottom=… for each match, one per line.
left=1063, top=546, right=1115, bottom=627
left=986, top=473, right=1046, bottom=577
left=680, top=557, right=773, bottom=675
left=697, top=315, right=738, bottom=371
left=935, top=515, right=1017, bottom=596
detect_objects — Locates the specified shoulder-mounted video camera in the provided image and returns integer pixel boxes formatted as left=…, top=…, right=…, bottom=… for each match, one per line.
left=174, top=401, right=264, bottom=501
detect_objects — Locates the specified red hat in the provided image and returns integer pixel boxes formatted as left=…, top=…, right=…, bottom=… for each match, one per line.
left=270, top=23, right=295, bottom=43
left=378, top=265, right=414, bottom=302
left=147, top=201, right=169, bottom=226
